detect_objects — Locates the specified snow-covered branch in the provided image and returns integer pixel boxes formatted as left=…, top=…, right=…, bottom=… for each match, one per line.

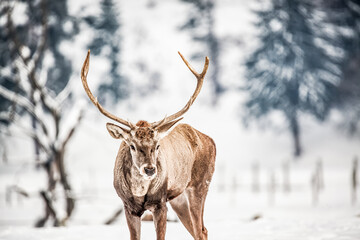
left=61, top=110, right=84, bottom=149
left=0, top=85, right=49, bottom=137
left=0, top=112, right=50, bottom=155
left=6, top=0, right=59, bottom=115
left=56, top=101, right=86, bottom=150
left=55, top=82, right=72, bottom=106
left=0, top=85, right=34, bottom=111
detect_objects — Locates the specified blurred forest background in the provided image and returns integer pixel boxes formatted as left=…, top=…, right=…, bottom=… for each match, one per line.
left=0, top=0, right=360, bottom=230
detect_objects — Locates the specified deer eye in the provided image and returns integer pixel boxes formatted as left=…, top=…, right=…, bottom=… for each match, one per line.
left=156, top=145, right=160, bottom=150
left=130, top=145, right=135, bottom=151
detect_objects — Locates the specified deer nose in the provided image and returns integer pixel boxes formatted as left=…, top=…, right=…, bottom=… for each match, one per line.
left=144, top=166, right=156, bottom=176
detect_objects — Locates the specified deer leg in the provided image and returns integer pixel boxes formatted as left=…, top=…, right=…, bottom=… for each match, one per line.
left=152, top=203, right=167, bottom=240
left=170, top=192, right=195, bottom=238
left=200, top=196, right=208, bottom=239
left=186, top=188, right=209, bottom=240
left=124, top=207, right=141, bottom=240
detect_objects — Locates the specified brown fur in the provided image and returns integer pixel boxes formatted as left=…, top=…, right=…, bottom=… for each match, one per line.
left=135, top=128, right=154, bottom=141
left=113, top=123, right=216, bottom=240
left=136, top=120, right=151, bottom=128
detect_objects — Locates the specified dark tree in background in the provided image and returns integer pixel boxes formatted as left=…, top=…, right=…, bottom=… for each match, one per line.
left=243, top=0, right=342, bottom=157
left=45, top=0, right=79, bottom=93
left=84, top=0, right=128, bottom=105
left=180, top=0, right=223, bottom=104
left=324, top=0, right=360, bottom=136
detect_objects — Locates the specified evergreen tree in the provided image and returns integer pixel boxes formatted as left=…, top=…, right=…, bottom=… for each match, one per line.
left=180, top=0, right=223, bottom=104
left=243, top=0, right=342, bottom=157
left=84, top=0, right=127, bottom=105
left=45, top=0, right=79, bottom=93
left=324, top=0, right=360, bottom=135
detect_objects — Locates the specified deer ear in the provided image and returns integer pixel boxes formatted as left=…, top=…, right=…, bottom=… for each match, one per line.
left=155, top=118, right=183, bottom=138
left=106, top=123, right=131, bottom=139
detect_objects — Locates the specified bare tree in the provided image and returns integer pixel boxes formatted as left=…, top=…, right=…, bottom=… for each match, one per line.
left=0, top=2, right=84, bottom=227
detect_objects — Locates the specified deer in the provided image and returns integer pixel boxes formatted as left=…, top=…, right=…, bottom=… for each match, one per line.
left=81, top=50, right=216, bottom=240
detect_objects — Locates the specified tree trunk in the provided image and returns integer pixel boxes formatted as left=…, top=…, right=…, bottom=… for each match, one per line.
left=30, top=90, right=41, bottom=163
left=56, top=149, right=75, bottom=223
left=35, top=158, right=57, bottom=227
left=36, top=149, right=75, bottom=227
left=289, top=112, right=302, bottom=157
left=205, top=0, right=224, bottom=104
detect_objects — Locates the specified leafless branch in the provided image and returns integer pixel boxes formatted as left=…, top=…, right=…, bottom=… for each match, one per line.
left=7, top=0, right=58, bottom=118
left=6, top=5, right=29, bottom=64
left=105, top=206, right=123, bottom=225
left=61, top=109, right=84, bottom=149
left=0, top=85, right=49, bottom=137
left=55, top=82, right=72, bottom=105
left=0, top=112, right=51, bottom=156
left=7, top=185, right=30, bottom=198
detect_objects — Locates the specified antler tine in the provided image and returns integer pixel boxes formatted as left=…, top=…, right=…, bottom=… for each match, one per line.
left=81, top=50, right=135, bottom=129
left=152, top=52, right=209, bottom=128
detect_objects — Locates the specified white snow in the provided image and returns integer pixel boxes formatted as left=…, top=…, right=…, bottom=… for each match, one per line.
left=1, top=215, right=359, bottom=240
left=1, top=0, right=360, bottom=239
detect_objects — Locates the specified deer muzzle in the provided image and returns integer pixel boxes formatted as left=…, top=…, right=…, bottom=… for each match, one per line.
left=140, top=164, right=157, bottom=179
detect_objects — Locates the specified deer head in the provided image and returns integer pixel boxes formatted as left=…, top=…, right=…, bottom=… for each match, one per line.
left=81, top=50, right=209, bottom=180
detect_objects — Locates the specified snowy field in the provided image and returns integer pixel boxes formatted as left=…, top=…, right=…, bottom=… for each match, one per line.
left=1, top=216, right=359, bottom=240
left=1, top=109, right=360, bottom=239
left=1, top=178, right=360, bottom=240
left=1, top=0, right=360, bottom=239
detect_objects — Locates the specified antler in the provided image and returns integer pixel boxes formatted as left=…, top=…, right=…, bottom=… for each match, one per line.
left=81, top=50, right=135, bottom=129
left=152, top=52, right=209, bottom=128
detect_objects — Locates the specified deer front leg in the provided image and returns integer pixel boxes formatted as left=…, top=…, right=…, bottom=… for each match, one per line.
left=152, top=203, right=167, bottom=240
left=124, top=207, right=141, bottom=240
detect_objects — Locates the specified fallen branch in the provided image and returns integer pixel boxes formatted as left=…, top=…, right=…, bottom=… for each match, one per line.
left=105, top=206, right=123, bottom=225
left=5, top=185, right=30, bottom=205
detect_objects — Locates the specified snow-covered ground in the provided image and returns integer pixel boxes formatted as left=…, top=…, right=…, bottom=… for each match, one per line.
left=1, top=183, right=360, bottom=239
left=1, top=0, right=360, bottom=239
left=1, top=215, right=359, bottom=240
